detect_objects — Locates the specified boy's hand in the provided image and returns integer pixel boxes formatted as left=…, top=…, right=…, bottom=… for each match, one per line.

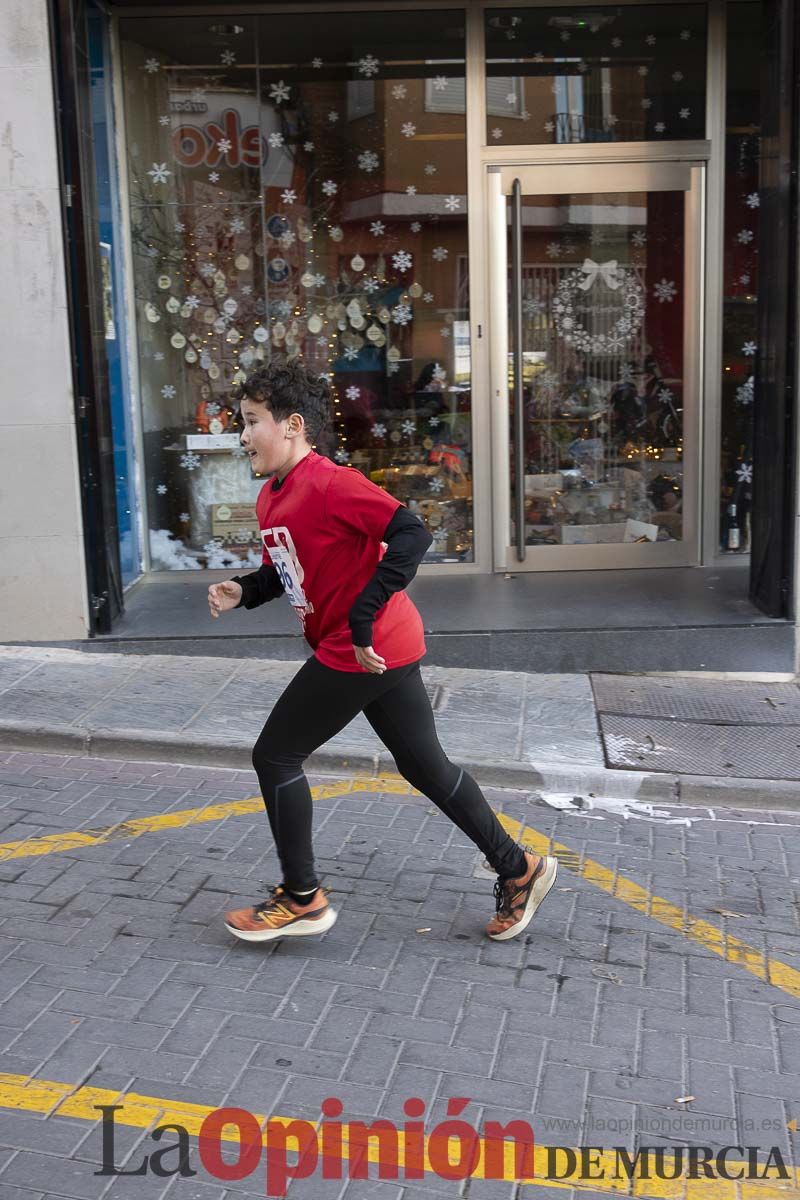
left=208, top=580, right=243, bottom=618
left=354, top=645, right=386, bottom=674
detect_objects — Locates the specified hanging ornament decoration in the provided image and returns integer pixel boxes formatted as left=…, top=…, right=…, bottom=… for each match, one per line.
left=225, top=327, right=241, bottom=344
left=552, top=259, right=645, bottom=355
left=208, top=363, right=221, bottom=380
left=253, top=325, right=268, bottom=343
left=330, top=226, right=344, bottom=242
left=223, top=297, right=238, bottom=317
left=157, top=274, right=172, bottom=290
left=165, top=297, right=181, bottom=314
left=387, top=347, right=401, bottom=363
left=170, top=332, right=186, bottom=349
left=272, top=322, right=286, bottom=341
left=145, top=302, right=160, bottom=323
left=185, top=347, right=198, bottom=364
left=235, top=254, right=250, bottom=271
left=350, top=254, right=365, bottom=272
left=307, top=313, right=323, bottom=334
left=301, top=271, right=317, bottom=289
left=408, top=282, right=423, bottom=299
left=366, top=324, right=382, bottom=343
left=298, top=222, right=313, bottom=243
left=203, top=307, right=217, bottom=324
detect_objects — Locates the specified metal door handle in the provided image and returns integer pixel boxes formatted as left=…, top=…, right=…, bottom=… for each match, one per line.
left=511, top=178, right=525, bottom=561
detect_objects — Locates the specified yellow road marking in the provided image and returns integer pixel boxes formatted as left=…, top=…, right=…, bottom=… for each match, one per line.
left=2, top=775, right=800, bottom=1002
left=0, top=776, right=405, bottom=863
left=0, top=1072, right=796, bottom=1198
left=496, top=812, right=800, bottom=1002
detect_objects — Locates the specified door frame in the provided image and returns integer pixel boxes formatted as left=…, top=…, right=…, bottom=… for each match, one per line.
left=486, top=156, right=706, bottom=571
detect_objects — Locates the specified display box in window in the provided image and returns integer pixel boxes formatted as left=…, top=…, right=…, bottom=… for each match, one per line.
left=211, top=503, right=261, bottom=547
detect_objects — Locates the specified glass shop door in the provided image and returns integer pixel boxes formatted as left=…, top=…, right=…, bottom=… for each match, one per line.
left=487, top=160, right=703, bottom=570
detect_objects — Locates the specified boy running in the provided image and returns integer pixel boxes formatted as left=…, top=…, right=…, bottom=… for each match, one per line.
left=208, top=359, right=557, bottom=944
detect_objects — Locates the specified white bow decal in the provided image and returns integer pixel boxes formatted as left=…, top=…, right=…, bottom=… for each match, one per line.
left=578, top=259, right=622, bottom=290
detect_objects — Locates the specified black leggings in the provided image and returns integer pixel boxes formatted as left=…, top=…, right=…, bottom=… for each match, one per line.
left=251, top=655, right=526, bottom=893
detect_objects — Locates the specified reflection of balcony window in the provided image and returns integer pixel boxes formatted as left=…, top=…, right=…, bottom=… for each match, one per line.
left=426, top=73, right=524, bottom=116
left=347, top=79, right=375, bottom=120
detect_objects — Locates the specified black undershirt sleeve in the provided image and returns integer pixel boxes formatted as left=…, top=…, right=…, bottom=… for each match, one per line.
left=349, top=505, right=433, bottom=647
left=230, top=563, right=285, bottom=609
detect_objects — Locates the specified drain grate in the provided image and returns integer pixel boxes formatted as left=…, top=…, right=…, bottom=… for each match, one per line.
left=592, top=674, right=800, bottom=725
left=600, top=713, right=800, bottom=779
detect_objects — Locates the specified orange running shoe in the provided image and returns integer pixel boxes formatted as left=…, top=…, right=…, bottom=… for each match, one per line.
left=486, top=852, right=558, bottom=941
left=224, top=885, right=337, bottom=943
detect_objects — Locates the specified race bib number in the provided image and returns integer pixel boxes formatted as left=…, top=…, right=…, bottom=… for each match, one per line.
left=267, top=544, right=307, bottom=609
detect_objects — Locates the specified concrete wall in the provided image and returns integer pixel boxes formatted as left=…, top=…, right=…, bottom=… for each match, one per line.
left=0, top=0, right=89, bottom=641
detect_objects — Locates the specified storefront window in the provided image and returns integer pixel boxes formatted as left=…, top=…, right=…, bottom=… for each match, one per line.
left=119, top=11, right=473, bottom=569
left=719, top=2, right=760, bottom=554
left=485, top=5, right=706, bottom=146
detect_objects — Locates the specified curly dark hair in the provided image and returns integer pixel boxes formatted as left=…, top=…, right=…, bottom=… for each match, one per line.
left=237, top=357, right=331, bottom=443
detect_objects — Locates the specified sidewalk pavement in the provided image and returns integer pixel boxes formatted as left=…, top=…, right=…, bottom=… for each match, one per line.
left=0, top=646, right=797, bottom=812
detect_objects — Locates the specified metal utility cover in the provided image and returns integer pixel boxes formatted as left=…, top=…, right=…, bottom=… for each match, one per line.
left=600, top=714, right=800, bottom=780
left=592, top=674, right=800, bottom=725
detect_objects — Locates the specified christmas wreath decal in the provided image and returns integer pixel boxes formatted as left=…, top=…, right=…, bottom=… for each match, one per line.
left=552, top=259, right=645, bottom=355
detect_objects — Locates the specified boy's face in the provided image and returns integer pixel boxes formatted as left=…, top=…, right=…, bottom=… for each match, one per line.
left=239, top=395, right=300, bottom=475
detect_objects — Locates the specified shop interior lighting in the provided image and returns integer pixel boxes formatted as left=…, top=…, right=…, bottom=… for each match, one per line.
left=548, top=14, right=616, bottom=31
left=208, top=24, right=246, bottom=36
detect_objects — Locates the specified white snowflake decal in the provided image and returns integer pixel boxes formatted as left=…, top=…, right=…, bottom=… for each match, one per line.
left=439, top=326, right=451, bottom=338
left=181, top=452, right=201, bottom=472
left=544, top=121, right=555, bottom=134
left=371, top=423, right=387, bottom=438
left=392, top=250, right=412, bottom=272
left=654, top=122, right=666, bottom=134
left=269, top=80, right=291, bottom=104
left=433, top=76, right=448, bottom=91
left=429, top=415, right=440, bottom=427
left=740, top=273, right=751, bottom=286
left=631, top=230, right=647, bottom=247
left=179, top=512, right=190, bottom=522
left=432, top=246, right=448, bottom=262
left=401, top=122, right=416, bottom=138
left=159, top=115, right=170, bottom=127
left=506, top=92, right=517, bottom=106
left=363, top=277, right=380, bottom=293
left=312, top=58, right=323, bottom=69
left=209, top=171, right=220, bottom=183
left=147, top=162, right=172, bottom=185
left=279, top=230, right=296, bottom=248
left=358, top=55, right=380, bottom=77
left=175, top=221, right=185, bottom=233
left=392, top=303, right=412, bottom=325
left=492, top=128, right=503, bottom=140
left=156, top=484, right=167, bottom=495
left=328, top=110, right=339, bottom=124
left=746, top=192, right=760, bottom=208
left=229, top=216, right=246, bottom=234
left=679, top=108, right=691, bottom=120
left=358, top=150, right=379, bottom=173
left=281, top=188, right=296, bottom=205
left=680, top=29, right=691, bottom=40
left=185, top=295, right=200, bottom=310
left=370, top=220, right=385, bottom=236
left=737, top=229, right=754, bottom=244
left=199, top=262, right=216, bottom=278
left=425, top=163, right=437, bottom=175
left=444, top=195, right=461, bottom=211
left=410, top=222, right=421, bottom=233
left=546, top=242, right=562, bottom=258
left=736, top=376, right=755, bottom=406
left=268, top=132, right=284, bottom=149
left=334, top=448, right=350, bottom=463
left=423, top=292, right=433, bottom=303
left=322, top=179, right=338, bottom=196
left=221, top=50, right=236, bottom=65
left=672, top=71, right=684, bottom=82
left=611, top=37, right=622, bottom=48
left=161, top=384, right=176, bottom=399
left=638, top=65, right=649, bottom=77
left=304, top=141, right=315, bottom=152
left=742, top=340, right=757, bottom=356
left=429, top=476, right=445, bottom=493
left=217, top=138, right=233, bottom=154
left=406, top=185, right=417, bottom=196
left=346, top=385, right=361, bottom=401
left=653, top=279, right=677, bottom=303
left=144, top=58, right=160, bottom=73
left=343, top=346, right=359, bottom=362
left=401, top=419, right=416, bottom=436
left=645, top=34, right=656, bottom=45
left=736, top=461, right=753, bottom=483
left=391, top=85, right=407, bottom=99
left=641, top=98, right=653, bottom=109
